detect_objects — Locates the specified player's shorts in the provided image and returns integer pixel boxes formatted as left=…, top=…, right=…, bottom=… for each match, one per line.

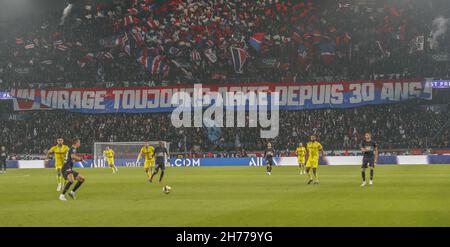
left=155, top=158, right=166, bottom=171
left=107, top=159, right=114, bottom=166
left=306, top=159, right=319, bottom=168
left=265, top=157, right=274, bottom=166
left=144, top=159, right=155, bottom=169
left=55, top=160, right=64, bottom=169
left=297, top=157, right=305, bottom=165
left=62, top=168, right=79, bottom=180
left=362, top=157, right=375, bottom=169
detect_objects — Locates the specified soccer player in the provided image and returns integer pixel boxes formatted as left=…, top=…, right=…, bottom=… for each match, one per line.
left=149, top=142, right=169, bottom=183
left=306, top=135, right=325, bottom=184
left=47, top=138, right=69, bottom=191
left=264, top=143, right=275, bottom=176
left=296, top=143, right=306, bottom=175
left=0, top=146, right=7, bottom=174
left=137, top=142, right=155, bottom=178
left=103, top=146, right=118, bottom=174
left=360, top=132, right=378, bottom=187
left=59, top=138, right=86, bottom=201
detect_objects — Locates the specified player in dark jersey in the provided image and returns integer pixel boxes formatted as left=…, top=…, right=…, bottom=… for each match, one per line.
left=59, top=138, right=86, bottom=201
left=264, top=143, right=275, bottom=175
left=149, top=142, right=169, bottom=183
left=0, top=146, right=7, bottom=174
left=360, top=132, right=378, bottom=187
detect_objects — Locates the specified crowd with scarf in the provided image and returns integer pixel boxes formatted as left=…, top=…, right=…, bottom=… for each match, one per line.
left=1, top=102, right=449, bottom=156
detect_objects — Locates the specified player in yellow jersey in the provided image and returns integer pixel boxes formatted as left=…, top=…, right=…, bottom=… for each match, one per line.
left=296, top=143, right=306, bottom=175
left=103, top=146, right=118, bottom=174
left=306, top=135, right=325, bottom=184
left=47, top=138, right=69, bottom=191
left=136, top=142, right=155, bottom=178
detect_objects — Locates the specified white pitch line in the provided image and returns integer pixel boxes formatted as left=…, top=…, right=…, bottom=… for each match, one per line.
left=0, top=174, right=31, bottom=177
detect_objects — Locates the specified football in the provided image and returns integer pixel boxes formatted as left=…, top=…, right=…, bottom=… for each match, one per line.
left=162, top=185, right=171, bottom=194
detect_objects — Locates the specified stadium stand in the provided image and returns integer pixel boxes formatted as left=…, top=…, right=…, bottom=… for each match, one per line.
left=0, top=0, right=449, bottom=157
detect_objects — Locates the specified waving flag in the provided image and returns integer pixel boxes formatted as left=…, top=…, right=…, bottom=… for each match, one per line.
left=292, top=32, right=302, bottom=43
left=146, top=56, right=167, bottom=76
left=169, top=46, right=180, bottom=56
left=96, top=51, right=114, bottom=60
left=41, top=60, right=53, bottom=65
left=171, top=59, right=193, bottom=79
left=123, top=15, right=139, bottom=26
left=131, top=28, right=145, bottom=47
left=24, top=43, right=35, bottom=49
left=376, top=41, right=391, bottom=58
left=206, top=40, right=214, bottom=48
left=78, top=53, right=94, bottom=68
left=115, top=33, right=128, bottom=46
left=53, top=40, right=64, bottom=46
left=190, top=49, right=201, bottom=63
left=124, top=42, right=131, bottom=56
left=128, top=7, right=138, bottom=15
left=147, top=19, right=159, bottom=30
left=103, top=52, right=114, bottom=60
left=204, top=48, right=217, bottom=63
left=249, top=32, right=265, bottom=51
left=230, top=47, right=248, bottom=73
left=298, top=44, right=308, bottom=58
left=56, top=44, right=68, bottom=51
left=137, top=48, right=149, bottom=65
left=15, top=38, right=24, bottom=45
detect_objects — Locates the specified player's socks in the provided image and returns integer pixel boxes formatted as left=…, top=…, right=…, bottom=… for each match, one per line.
left=72, top=181, right=84, bottom=192
left=62, top=181, right=73, bottom=195
left=159, top=171, right=165, bottom=182
left=312, top=168, right=318, bottom=180
left=370, top=169, right=374, bottom=181
left=361, top=171, right=366, bottom=182
left=149, top=171, right=157, bottom=183
left=68, top=191, right=76, bottom=200
left=307, top=171, right=313, bottom=184
left=56, top=171, right=62, bottom=187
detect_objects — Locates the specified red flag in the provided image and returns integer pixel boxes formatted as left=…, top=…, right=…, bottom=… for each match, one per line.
left=128, top=8, right=138, bottom=15
left=15, top=38, right=24, bottom=45
left=390, top=7, right=401, bottom=17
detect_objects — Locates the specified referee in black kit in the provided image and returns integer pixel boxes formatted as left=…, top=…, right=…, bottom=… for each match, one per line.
left=0, top=145, right=7, bottom=174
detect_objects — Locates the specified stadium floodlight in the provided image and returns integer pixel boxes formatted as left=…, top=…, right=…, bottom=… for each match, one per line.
left=93, top=141, right=170, bottom=168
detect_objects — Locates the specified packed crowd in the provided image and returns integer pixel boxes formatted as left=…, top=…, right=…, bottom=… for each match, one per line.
left=1, top=101, right=448, bottom=156
left=1, top=0, right=450, bottom=89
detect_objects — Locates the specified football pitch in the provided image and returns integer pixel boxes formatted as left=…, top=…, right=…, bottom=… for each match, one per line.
left=1, top=165, right=450, bottom=227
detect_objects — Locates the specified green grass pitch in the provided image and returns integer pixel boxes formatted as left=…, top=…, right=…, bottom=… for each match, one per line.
left=1, top=165, right=450, bottom=226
